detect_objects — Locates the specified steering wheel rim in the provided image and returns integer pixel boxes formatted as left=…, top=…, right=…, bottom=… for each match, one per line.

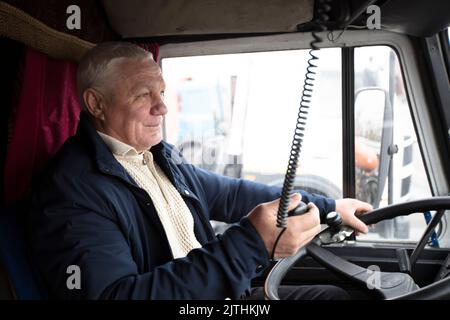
left=264, top=196, right=450, bottom=300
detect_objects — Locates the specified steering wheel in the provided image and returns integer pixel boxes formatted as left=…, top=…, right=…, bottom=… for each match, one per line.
left=264, top=196, right=450, bottom=300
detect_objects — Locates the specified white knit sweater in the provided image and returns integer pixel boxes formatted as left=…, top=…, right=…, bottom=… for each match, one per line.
left=98, top=132, right=201, bottom=259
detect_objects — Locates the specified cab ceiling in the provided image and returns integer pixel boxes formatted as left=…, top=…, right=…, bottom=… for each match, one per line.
left=101, top=0, right=314, bottom=38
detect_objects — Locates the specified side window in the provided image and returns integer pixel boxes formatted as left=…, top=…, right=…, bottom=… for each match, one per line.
left=354, top=46, right=433, bottom=242
left=162, top=49, right=343, bottom=199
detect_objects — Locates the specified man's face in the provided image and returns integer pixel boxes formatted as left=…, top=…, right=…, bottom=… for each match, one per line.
left=97, top=58, right=168, bottom=152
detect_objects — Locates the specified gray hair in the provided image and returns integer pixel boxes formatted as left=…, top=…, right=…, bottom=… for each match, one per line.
left=77, top=42, right=153, bottom=110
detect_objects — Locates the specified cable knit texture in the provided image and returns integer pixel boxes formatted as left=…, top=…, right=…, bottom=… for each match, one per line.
left=98, top=132, right=201, bottom=259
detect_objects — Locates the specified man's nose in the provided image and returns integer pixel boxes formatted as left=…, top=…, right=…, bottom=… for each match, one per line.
left=151, top=101, right=168, bottom=116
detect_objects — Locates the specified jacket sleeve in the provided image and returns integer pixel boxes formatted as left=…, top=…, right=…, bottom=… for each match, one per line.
left=190, top=165, right=336, bottom=223
left=29, top=174, right=270, bottom=300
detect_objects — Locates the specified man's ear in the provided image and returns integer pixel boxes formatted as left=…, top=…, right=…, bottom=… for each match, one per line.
left=83, top=88, right=106, bottom=120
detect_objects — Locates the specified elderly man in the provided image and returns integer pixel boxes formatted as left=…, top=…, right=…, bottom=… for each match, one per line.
left=29, top=42, right=371, bottom=300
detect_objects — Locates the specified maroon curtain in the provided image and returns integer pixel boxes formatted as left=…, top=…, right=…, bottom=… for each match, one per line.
left=4, top=48, right=81, bottom=205
left=135, top=42, right=160, bottom=62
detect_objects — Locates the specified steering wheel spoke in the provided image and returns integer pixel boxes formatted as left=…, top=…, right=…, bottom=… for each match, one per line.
left=307, top=242, right=419, bottom=299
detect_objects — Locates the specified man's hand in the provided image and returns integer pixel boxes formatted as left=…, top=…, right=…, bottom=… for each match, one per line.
left=247, top=193, right=321, bottom=259
left=335, top=198, right=373, bottom=234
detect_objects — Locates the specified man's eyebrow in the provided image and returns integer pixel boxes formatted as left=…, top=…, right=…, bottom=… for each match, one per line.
left=130, top=80, right=165, bottom=94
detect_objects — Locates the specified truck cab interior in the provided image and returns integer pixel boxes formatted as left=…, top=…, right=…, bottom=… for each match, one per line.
left=0, top=0, right=450, bottom=300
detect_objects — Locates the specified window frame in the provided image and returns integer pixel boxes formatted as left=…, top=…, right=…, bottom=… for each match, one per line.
left=341, top=47, right=356, bottom=198
left=439, top=28, right=450, bottom=78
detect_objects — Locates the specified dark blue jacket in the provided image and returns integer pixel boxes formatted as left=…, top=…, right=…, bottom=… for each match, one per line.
left=29, top=113, right=335, bottom=300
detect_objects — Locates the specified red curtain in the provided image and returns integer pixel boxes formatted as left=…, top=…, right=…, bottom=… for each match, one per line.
left=136, top=42, right=159, bottom=62
left=4, top=48, right=81, bottom=205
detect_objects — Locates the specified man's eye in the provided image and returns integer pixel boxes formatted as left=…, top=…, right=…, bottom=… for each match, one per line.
left=138, top=92, right=149, bottom=98
left=160, top=91, right=165, bottom=98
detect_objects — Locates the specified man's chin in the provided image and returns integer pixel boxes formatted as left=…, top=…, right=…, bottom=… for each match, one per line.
left=144, top=136, right=163, bottom=150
